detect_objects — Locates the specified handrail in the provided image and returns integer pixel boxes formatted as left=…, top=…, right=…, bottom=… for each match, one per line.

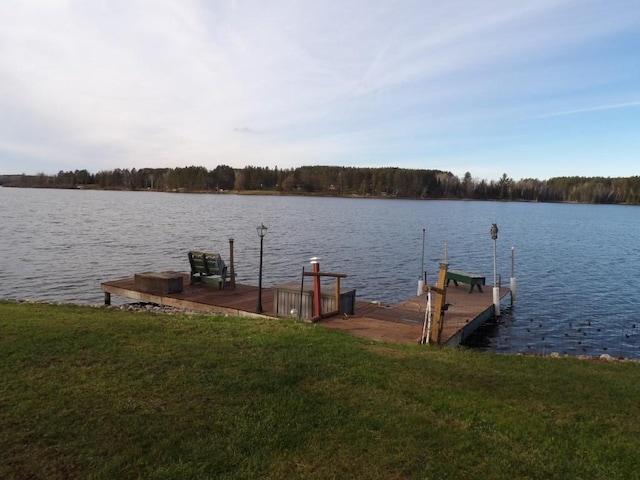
left=302, top=271, right=348, bottom=321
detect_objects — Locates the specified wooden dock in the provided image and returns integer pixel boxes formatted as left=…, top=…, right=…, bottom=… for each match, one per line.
left=102, top=274, right=275, bottom=319
left=322, top=285, right=511, bottom=345
left=101, top=274, right=511, bottom=346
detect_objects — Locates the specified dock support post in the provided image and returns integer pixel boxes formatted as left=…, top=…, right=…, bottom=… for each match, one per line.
left=229, top=238, right=236, bottom=289
left=493, top=286, right=500, bottom=317
left=104, top=292, right=111, bottom=306
left=510, top=246, right=516, bottom=304
left=311, top=257, right=322, bottom=317
left=431, top=262, right=449, bottom=344
left=335, top=275, right=341, bottom=314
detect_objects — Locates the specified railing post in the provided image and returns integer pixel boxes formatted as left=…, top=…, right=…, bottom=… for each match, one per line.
left=229, top=238, right=236, bottom=289
left=310, top=257, right=322, bottom=317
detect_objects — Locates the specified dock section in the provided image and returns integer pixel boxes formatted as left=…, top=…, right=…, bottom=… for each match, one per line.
left=321, top=285, right=511, bottom=345
left=101, top=274, right=274, bottom=319
left=101, top=273, right=510, bottom=346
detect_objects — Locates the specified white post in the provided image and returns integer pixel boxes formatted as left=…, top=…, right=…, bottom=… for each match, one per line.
left=510, top=246, right=517, bottom=304
left=426, top=289, right=432, bottom=343
left=310, top=257, right=321, bottom=317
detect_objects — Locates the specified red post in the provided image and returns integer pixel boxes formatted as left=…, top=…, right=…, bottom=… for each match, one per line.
left=311, top=257, right=322, bottom=317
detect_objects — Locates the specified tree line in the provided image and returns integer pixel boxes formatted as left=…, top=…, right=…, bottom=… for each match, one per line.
left=2, top=165, right=640, bottom=204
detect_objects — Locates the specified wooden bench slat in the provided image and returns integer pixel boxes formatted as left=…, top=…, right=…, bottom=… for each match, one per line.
left=188, top=250, right=229, bottom=289
left=445, top=270, right=485, bottom=293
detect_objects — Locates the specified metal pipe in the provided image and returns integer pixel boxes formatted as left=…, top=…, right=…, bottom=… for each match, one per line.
left=256, top=224, right=267, bottom=313
left=256, top=234, right=264, bottom=313
left=510, top=246, right=517, bottom=303
left=418, top=228, right=426, bottom=295
left=493, top=238, right=497, bottom=288
left=421, top=228, right=425, bottom=278
left=298, top=266, right=305, bottom=318
left=491, top=223, right=499, bottom=317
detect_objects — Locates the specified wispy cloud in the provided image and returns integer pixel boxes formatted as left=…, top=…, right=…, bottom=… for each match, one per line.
left=234, top=127, right=262, bottom=135
left=531, top=101, right=640, bottom=119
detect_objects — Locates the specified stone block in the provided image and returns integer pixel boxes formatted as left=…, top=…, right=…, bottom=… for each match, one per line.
left=134, top=272, right=184, bottom=295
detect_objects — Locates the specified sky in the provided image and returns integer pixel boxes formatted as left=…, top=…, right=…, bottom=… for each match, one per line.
left=1, top=0, right=639, bottom=181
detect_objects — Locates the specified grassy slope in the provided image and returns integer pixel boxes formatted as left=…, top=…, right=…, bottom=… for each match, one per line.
left=1, top=301, right=639, bottom=480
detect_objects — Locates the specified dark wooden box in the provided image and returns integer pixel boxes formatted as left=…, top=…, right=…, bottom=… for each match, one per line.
left=134, top=272, right=184, bottom=295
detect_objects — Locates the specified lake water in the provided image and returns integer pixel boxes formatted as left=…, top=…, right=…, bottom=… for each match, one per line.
left=2, top=187, right=640, bottom=359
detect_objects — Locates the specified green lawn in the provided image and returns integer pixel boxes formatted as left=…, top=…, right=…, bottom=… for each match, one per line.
left=1, top=301, right=639, bottom=479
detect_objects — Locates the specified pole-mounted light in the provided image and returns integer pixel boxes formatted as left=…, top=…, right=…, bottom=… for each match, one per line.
left=491, top=223, right=499, bottom=317
left=228, top=238, right=235, bottom=289
left=256, top=224, right=267, bottom=313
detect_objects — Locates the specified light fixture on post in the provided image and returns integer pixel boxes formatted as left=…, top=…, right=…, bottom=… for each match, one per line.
left=490, top=223, right=499, bottom=317
left=256, top=223, right=268, bottom=313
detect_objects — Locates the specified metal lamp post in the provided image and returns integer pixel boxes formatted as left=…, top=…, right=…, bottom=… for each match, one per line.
left=490, top=223, right=499, bottom=317
left=228, top=237, right=235, bottom=289
left=256, top=223, right=268, bottom=313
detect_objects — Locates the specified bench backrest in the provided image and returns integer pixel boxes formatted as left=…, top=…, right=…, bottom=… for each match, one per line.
left=204, top=253, right=226, bottom=276
left=188, top=251, right=227, bottom=276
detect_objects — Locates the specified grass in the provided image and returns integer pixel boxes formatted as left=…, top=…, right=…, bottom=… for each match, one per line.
left=1, top=301, right=639, bottom=479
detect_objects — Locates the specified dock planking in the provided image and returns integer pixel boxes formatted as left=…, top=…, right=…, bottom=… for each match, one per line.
left=101, top=274, right=510, bottom=345
left=322, top=284, right=511, bottom=345
left=102, top=274, right=274, bottom=318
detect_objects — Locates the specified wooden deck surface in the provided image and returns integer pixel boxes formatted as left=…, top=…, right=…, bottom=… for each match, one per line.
left=101, top=273, right=510, bottom=345
left=321, top=284, right=511, bottom=345
left=102, top=274, right=274, bottom=318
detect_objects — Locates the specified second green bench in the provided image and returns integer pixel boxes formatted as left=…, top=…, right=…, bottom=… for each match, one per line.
left=445, top=270, right=486, bottom=293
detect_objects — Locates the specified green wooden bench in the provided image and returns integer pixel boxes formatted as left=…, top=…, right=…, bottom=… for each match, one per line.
left=188, top=251, right=228, bottom=289
left=445, top=270, right=486, bottom=293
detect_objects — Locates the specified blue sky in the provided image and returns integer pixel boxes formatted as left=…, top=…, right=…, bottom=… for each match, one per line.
left=1, top=0, right=639, bottom=181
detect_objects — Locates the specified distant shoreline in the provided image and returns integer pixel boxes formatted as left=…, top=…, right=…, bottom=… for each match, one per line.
left=0, top=183, right=535, bottom=202
left=2, top=183, right=634, bottom=206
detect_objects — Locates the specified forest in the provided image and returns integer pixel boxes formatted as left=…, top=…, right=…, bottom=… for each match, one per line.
left=2, top=164, right=640, bottom=204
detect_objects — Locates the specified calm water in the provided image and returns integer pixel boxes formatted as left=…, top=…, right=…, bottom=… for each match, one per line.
left=2, top=187, right=640, bottom=358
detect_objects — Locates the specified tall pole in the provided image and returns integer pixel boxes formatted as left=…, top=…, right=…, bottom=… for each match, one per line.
left=421, top=228, right=425, bottom=280
left=311, top=257, right=322, bottom=318
left=510, top=246, right=517, bottom=304
left=228, top=238, right=235, bottom=289
left=491, top=223, right=499, bottom=317
left=256, top=224, right=267, bottom=313
left=418, top=229, right=426, bottom=296
left=257, top=234, right=264, bottom=313
left=493, top=236, right=497, bottom=288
